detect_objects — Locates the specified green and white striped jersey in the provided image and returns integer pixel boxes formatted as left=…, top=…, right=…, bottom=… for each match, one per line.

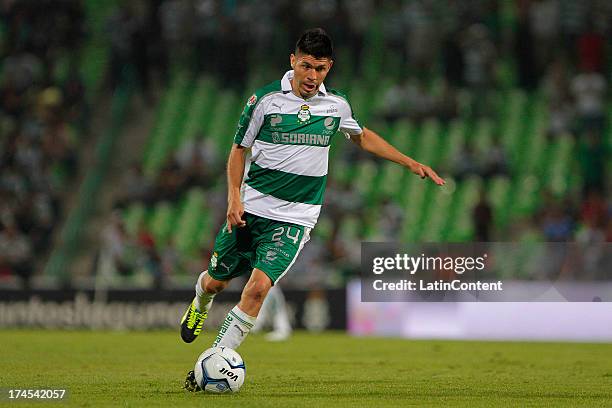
left=234, top=70, right=362, bottom=228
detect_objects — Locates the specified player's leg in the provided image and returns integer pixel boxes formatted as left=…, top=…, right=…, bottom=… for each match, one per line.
left=266, top=285, right=292, bottom=341
left=212, top=268, right=271, bottom=349
left=212, top=216, right=311, bottom=349
left=194, top=271, right=226, bottom=310
left=183, top=224, right=255, bottom=391
left=251, top=288, right=272, bottom=334
left=180, top=271, right=229, bottom=343
left=251, top=285, right=292, bottom=341
left=180, top=220, right=244, bottom=343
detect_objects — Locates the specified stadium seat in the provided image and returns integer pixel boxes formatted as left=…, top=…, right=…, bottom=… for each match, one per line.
left=174, top=188, right=207, bottom=256
left=548, top=135, right=574, bottom=196
left=447, top=177, right=482, bottom=241
left=441, top=119, right=466, bottom=167
left=123, top=203, right=146, bottom=237
left=354, top=160, right=378, bottom=204
left=422, top=185, right=453, bottom=242
left=149, top=201, right=176, bottom=246
left=473, top=118, right=494, bottom=154
left=207, top=90, right=240, bottom=149
left=144, top=74, right=191, bottom=177
left=488, top=176, right=511, bottom=228
left=181, top=77, right=216, bottom=148
left=415, top=119, right=441, bottom=167
left=390, top=120, right=415, bottom=152
left=513, top=175, right=540, bottom=216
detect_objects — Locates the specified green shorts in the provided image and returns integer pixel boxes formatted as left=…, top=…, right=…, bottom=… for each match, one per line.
left=207, top=212, right=311, bottom=284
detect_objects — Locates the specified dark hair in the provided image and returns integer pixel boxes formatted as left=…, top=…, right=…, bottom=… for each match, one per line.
left=295, top=28, right=333, bottom=59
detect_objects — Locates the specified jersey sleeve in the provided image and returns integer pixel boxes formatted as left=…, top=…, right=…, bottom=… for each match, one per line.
left=339, top=106, right=363, bottom=137
left=233, top=94, right=265, bottom=148
left=331, top=90, right=363, bottom=138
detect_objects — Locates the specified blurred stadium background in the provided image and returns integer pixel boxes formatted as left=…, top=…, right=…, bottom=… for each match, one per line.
left=0, top=0, right=610, bottom=339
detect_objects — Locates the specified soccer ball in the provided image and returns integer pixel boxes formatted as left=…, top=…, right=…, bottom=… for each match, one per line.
left=194, top=347, right=246, bottom=393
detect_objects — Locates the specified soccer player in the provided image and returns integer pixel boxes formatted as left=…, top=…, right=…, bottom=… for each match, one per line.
left=251, top=284, right=293, bottom=341
left=182, top=28, right=445, bottom=390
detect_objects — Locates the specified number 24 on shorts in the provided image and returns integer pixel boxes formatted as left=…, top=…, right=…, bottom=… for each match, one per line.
left=271, top=226, right=300, bottom=244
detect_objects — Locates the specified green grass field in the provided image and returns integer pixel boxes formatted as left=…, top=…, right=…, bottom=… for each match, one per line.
left=1, top=330, right=612, bottom=407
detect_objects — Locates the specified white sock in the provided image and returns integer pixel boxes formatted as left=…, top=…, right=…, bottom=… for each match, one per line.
left=194, top=271, right=215, bottom=313
left=212, top=306, right=256, bottom=349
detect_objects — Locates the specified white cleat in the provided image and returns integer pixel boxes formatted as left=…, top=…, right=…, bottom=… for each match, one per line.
left=265, top=331, right=291, bottom=342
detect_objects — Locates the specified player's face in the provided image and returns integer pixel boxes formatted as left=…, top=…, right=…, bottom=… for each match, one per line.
left=290, top=53, right=333, bottom=99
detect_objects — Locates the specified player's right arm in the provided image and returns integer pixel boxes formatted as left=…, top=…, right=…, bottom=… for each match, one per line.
left=226, top=90, right=266, bottom=232
left=226, top=144, right=247, bottom=233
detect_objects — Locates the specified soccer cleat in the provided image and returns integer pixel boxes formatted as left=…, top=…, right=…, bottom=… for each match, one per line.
left=265, top=330, right=291, bottom=342
left=184, top=370, right=201, bottom=392
left=180, top=299, right=207, bottom=343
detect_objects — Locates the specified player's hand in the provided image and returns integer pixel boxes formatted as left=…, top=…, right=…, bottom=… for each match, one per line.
left=226, top=199, right=246, bottom=233
left=409, top=161, right=446, bottom=186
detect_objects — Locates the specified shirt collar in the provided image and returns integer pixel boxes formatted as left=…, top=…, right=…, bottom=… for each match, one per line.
left=281, top=70, right=327, bottom=97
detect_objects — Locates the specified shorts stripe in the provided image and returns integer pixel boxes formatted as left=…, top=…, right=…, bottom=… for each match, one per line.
left=273, top=227, right=311, bottom=284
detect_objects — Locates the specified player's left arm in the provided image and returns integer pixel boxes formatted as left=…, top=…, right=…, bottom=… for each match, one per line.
left=350, top=127, right=445, bottom=185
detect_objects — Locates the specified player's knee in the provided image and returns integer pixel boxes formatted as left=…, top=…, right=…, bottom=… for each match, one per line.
left=243, top=280, right=271, bottom=304
left=203, top=277, right=228, bottom=294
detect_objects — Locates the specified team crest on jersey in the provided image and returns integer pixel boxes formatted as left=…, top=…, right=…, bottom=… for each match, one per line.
left=297, top=105, right=311, bottom=123
left=210, top=252, right=218, bottom=269
left=247, top=94, right=257, bottom=106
